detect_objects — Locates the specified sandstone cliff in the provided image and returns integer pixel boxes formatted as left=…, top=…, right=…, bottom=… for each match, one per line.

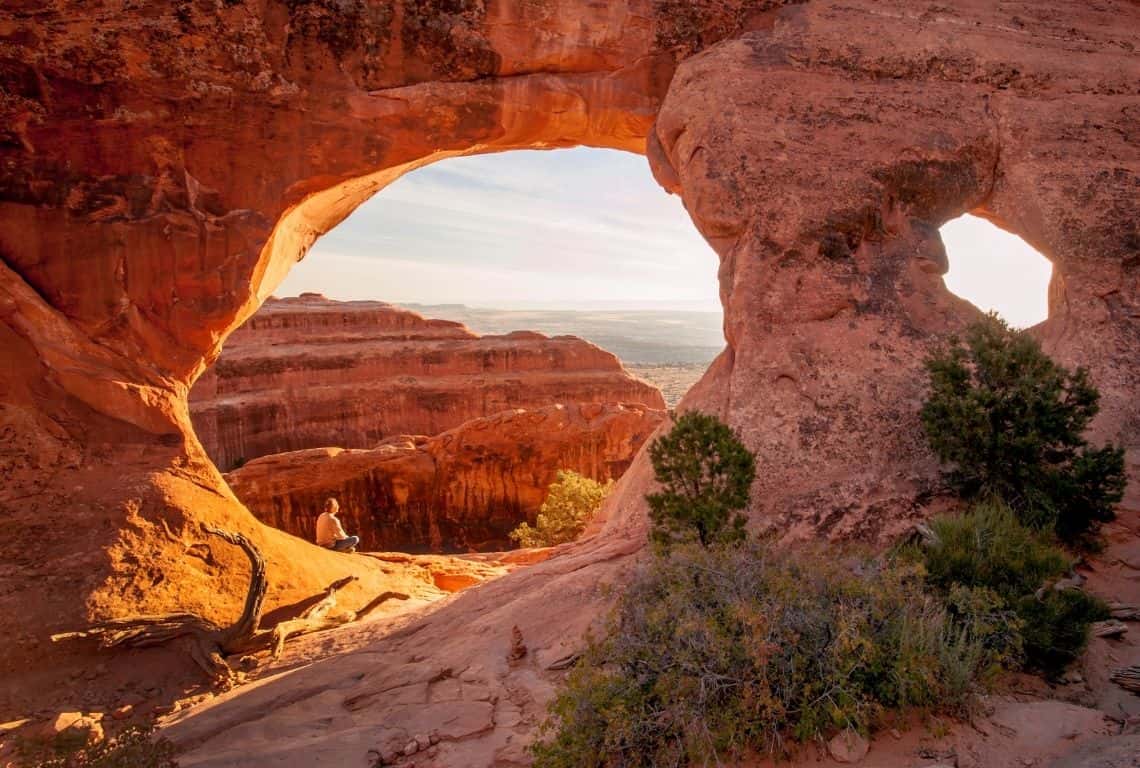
left=189, top=295, right=666, bottom=470
left=226, top=403, right=665, bottom=553
left=1, top=2, right=1137, bottom=762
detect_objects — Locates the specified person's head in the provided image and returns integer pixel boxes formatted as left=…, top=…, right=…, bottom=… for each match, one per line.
left=323, top=497, right=339, bottom=515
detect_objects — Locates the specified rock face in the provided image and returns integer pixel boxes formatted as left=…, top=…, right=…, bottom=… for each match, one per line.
left=226, top=403, right=665, bottom=553
left=647, top=2, right=1140, bottom=540
left=189, top=294, right=665, bottom=470
left=1, top=1, right=1138, bottom=760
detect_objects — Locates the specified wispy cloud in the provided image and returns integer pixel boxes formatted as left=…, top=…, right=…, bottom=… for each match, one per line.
left=278, top=148, right=723, bottom=309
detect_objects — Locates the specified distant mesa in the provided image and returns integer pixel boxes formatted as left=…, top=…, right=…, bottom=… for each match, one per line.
left=190, top=295, right=666, bottom=471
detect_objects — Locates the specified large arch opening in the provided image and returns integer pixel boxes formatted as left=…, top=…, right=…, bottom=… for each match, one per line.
left=280, top=147, right=725, bottom=400
left=9, top=1, right=1138, bottom=744
left=939, top=213, right=1053, bottom=329
left=189, top=147, right=723, bottom=556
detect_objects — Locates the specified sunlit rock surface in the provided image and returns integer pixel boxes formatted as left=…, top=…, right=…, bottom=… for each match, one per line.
left=0, top=2, right=1137, bottom=763
left=190, top=294, right=665, bottom=470
left=226, top=402, right=665, bottom=553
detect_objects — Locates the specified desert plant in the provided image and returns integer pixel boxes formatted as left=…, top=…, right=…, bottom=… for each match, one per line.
left=532, top=543, right=998, bottom=767
left=509, top=470, right=613, bottom=548
left=910, top=502, right=1109, bottom=676
left=645, top=411, right=755, bottom=550
left=1014, top=589, right=1109, bottom=674
left=918, top=501, right=1069, bottom=601
left=921, top=313, right=1126, bottom=544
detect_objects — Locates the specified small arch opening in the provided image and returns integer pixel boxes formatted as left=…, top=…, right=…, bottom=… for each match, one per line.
left=939, top=213, right=1053, bottom=328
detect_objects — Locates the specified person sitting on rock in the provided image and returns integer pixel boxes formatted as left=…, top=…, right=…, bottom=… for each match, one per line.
left=316, top=497, right=359, bottom=553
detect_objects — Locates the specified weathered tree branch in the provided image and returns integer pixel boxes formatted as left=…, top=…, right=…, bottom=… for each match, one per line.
left=1110, top=665, right=1140, bottom=694
left=51, top=527, right=400, bottom=683
left=207, top=526, right=268, bottom=649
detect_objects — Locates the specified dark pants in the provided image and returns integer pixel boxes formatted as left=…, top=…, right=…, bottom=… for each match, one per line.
left=330, top=536, right=359, bottom=552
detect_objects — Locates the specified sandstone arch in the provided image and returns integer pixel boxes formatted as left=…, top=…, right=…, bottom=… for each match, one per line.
left=1, top=2, right=1137, bottom=750
left=0, top=0, right=709, bottom=707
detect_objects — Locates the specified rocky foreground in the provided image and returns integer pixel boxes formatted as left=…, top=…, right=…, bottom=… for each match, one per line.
left=164, top=477, right=1140, bottom=768
left=190, top=295, right=665, bottom=470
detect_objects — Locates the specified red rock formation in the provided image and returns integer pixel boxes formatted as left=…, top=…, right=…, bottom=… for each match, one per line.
left=1, top=2, right=1138, bottom=759
left=189, top=294, right=665, bottom=470
left=647, top=2, right=1140, bottom=540
left=226, top=403, right=665, bottom=553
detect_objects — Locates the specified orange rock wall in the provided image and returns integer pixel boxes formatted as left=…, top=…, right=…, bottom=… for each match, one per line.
left=189, top=294, right=665, bottom=469
left=1, top=0, right=1138, bottom=731
left=647, top=1, right=1140, bottom=539
left=226, top=403, right=665, bottom=553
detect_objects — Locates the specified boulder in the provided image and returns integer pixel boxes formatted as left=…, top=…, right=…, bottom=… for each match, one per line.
left=827, top=730, right=869, bottom=764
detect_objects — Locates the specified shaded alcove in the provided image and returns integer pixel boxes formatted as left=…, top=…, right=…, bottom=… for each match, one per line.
left=940, top=214, right=1053, bottom=329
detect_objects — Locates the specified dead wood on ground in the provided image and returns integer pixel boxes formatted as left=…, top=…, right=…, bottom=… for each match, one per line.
left=52, top=527, right=406, bottom=683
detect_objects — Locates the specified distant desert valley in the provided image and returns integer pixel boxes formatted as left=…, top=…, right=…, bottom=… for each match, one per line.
left=402, top=303, right=723, bottom=407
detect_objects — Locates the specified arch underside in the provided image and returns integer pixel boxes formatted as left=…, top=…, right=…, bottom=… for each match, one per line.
left=0, top=1, right=1137, bottom=753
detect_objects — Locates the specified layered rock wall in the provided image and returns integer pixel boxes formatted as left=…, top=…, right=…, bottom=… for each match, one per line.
left=189, top=294, right=665, bottom=469
left=226, top=403, right=665, bottom=553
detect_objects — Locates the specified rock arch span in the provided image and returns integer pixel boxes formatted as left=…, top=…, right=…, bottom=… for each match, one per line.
left=0, top=0, right=1137, bottom=747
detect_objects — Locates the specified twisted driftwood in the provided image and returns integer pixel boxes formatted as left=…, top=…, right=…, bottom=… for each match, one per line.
left=259, top=575, right=356, bottom=659
left=1107, top=601, right=1140, bottom=621
left=1109, top=666, right=1140, bottom=694
left=52, top=526, right=407, bottom=682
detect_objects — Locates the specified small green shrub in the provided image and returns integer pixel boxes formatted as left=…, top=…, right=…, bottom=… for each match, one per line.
left=913, top=502, right=1109, bottom=676
left=532, top=543, right=999, bottom=767
left=18, top=724, right=179, bottom=768
left=509, top=470, right=612, bottom=548
left=921, top=313, right=1126, bottom=544
left=919, top=502, right=1069, bottom=601
left=646, top=411, right=756, bottom=550
left=1015, top=590, right=1109, bottom=674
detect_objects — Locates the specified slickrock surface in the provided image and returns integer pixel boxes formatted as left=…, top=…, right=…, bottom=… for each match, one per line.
left=226, top=403, right=665, bottom=553
left=0, top=546, right=534, bottom=763
left=190, top=295, right=665, bottom=470
left=1, top=2, right=1138, bottom=764
left=167, top=478, right=1140, bottom=768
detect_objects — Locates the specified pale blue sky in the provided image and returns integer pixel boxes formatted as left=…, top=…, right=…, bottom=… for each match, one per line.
left=280, top=148, right=722, bottom=311
left=279, top=147, right=1051, bottom=327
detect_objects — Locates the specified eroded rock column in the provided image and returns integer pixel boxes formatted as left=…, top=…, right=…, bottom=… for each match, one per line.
left=648, top=0, right=1140, bottom=540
